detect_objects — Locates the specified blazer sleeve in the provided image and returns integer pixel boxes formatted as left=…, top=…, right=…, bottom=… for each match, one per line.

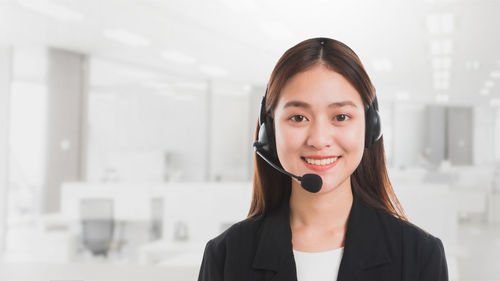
left=419, top=237, right=449, bottom=281
left=198, top=239, right=224, bottom=281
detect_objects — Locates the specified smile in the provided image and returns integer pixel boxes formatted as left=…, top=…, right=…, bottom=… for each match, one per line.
left=301, top=156, right=341, bottom=172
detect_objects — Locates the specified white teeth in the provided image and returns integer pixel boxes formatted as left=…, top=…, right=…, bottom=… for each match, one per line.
left=305, top=157, right=339, bottom=165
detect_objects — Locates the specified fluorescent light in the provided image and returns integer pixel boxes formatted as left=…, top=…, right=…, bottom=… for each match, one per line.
left=426, top=15, right=440, bottom=34
left=426, top=14, right=454, bottom=34
left=465, top=60, right=480, bottom=70
left=161, top=50, right=196, bottom=64
left=430, top=39, right=453, bottom=55
left=155, top=91, right=176, bottom=98
left=371, top=58, right=393, bottom=72
left=118, top=68, right=158, bottom=80
left=432, top=57, right=452, bottom=69
left=142, top=81, right=172, bottom=90
left=174, top=95, right=196, bottom=101
left=103, top=29, right=149, bottom=47
left=442, top=40, right=453, bottom=54
left=433, top=71, right=450, bottom=80
left=199, top=64, right=228, bottom=77
left=490, top=98, right=500, bottom=107
left=480, top=89, right=490, bottom=95
left=215, top=89, right=240, bottom=96
left=441, top=14, right=454, bottom=33
left=18, top=0, right=84, bottom=21
left=430, top=41, right=441, bottom=55
left=485, top=80, right=495, bottom=88
left=491, top=71, right=500, bottom=79
left=174, top=82, right=206, bottom=91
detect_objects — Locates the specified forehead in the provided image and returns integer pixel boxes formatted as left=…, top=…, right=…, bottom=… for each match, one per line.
left=277, top=64, right=363, bottom=109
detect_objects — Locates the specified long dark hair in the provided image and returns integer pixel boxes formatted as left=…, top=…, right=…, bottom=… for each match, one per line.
left=247, top=37, right=407, bottom=221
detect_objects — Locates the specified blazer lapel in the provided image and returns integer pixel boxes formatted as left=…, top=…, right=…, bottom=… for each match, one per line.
left=337, top=194, right=393, bottom=281
left=252, top=197, right=297, bottom=281
left=251, top=191, right=393, bottom=281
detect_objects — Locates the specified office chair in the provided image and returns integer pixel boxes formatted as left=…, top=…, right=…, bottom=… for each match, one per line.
left=80, top=199, right=114, bottom=257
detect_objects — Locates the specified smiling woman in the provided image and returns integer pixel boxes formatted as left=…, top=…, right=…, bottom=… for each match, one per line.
left=198, top=38, right=449, bottom=281
left=274, top=66, right=366, bottom=197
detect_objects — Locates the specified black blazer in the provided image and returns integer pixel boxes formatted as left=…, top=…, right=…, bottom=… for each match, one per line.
left=198, top=192, right=448, bottom=281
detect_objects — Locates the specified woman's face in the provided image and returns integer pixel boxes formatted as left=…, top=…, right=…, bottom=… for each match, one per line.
left=273, top=64, right=366, bottom=194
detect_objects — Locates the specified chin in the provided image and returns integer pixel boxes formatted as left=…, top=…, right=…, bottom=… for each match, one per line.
left=317, top=176, right=351, bottom=193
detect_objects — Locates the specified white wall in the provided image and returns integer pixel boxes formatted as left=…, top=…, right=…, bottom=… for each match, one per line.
left=210, top=88, right=251, bottom=181
left=392, top=103, right=426, bottom=168
left=86, top=58, right=255, bottom=183
left=86, top=81, right=208, bottom=182
left=473, top=106, right=496, bottom=165
left=10, top=48, right=48, bottom=215
left=495, top=108, right=500, bottom=162
left=0, top=47, right=12, bottom=255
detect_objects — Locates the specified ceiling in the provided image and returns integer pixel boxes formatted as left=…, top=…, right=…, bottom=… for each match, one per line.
left=1, top=0, right=499, bottom=106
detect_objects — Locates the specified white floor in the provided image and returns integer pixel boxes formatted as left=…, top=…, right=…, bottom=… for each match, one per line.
left=456, top=220, right=500, bottom=281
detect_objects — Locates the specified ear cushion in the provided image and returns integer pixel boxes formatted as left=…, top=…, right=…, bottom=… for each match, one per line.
left=256, top=117, right=271, bottom=154
left=365, top=98, right=382, bottom=148
left=255, top=94, right=279, bottom=162
left=257, top=115, right=279, bottom=161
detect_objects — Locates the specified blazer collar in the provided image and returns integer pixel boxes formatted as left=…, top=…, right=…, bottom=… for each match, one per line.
left=252, top=190, right=392, bottom=281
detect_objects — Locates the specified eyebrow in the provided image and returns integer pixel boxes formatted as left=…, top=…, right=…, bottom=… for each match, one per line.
left=283, top=100, right=358, bottom=109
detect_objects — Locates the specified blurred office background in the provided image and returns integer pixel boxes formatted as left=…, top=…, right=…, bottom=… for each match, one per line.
left=1, top=0, right=500, bottom=280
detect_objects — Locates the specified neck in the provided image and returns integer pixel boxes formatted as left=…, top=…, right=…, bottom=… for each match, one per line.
left=289, top=178, right=353, bottom=231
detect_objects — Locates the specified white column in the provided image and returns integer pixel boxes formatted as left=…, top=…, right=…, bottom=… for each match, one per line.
left=44, top=48, right=88, bottom=213
left=0, top=47, right=12, bottom=255
left=205, top=79, right=212, bottom=181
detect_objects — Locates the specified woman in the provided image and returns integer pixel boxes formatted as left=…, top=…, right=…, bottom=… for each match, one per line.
left=198, top=37, right=448, bottom=281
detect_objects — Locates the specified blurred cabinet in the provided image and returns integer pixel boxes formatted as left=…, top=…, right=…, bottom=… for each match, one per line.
left=448, top=107, right=473, bottom=165
left=425, top=106, right=473, bottom=166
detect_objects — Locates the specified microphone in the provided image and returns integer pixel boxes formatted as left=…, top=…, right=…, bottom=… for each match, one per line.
left=254, top=149, right=323, bottom=193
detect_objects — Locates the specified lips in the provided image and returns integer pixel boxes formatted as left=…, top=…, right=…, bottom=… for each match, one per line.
left=301, top=155, right=341, bottom=172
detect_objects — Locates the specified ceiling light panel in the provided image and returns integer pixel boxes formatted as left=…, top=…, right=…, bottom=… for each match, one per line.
left=490, top=71, right=500, bottom=79
left=199, top=64, right=228, bottom=77
left=18, top=0, right=84, bottom=21
left=161, top=50, right=196, bottom=64
left=103, top=29, right=150, bottom=47
left=430, top=39, right=453, bottom=55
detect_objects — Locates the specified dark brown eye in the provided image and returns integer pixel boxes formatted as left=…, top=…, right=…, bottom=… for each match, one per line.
left=335, top=114, right=350, bottom=122
left=290, top=115, right=308, bottom=122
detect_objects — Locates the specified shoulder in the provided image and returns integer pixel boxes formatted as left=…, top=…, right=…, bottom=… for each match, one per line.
left=373, top=207, right=448, bottom=279
left=199, top=215, right=265, bottom=280
left=199, top=215, right=274, bottom=280
left=204, top=215, right=264, bottom=257
left=372, top=205, right=441, bottom=246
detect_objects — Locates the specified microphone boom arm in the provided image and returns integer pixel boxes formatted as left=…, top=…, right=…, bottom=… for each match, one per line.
left=255, top=150, right=302, bottom=181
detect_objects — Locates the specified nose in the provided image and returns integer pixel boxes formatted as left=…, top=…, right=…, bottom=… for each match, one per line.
left=305, top=118, right=333, bottom=150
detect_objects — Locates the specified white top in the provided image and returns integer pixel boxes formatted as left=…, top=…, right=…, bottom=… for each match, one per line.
left=293, top=247, right=344, bottom=281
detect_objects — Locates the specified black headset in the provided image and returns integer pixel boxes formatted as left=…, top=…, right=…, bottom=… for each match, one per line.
left=253, top=88, right=383, bottom=164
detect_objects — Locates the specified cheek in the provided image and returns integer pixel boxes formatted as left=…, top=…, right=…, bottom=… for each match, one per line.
left=274, top=123, right=303, bottom=164
left=340, top=120, right=365, bottom=157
